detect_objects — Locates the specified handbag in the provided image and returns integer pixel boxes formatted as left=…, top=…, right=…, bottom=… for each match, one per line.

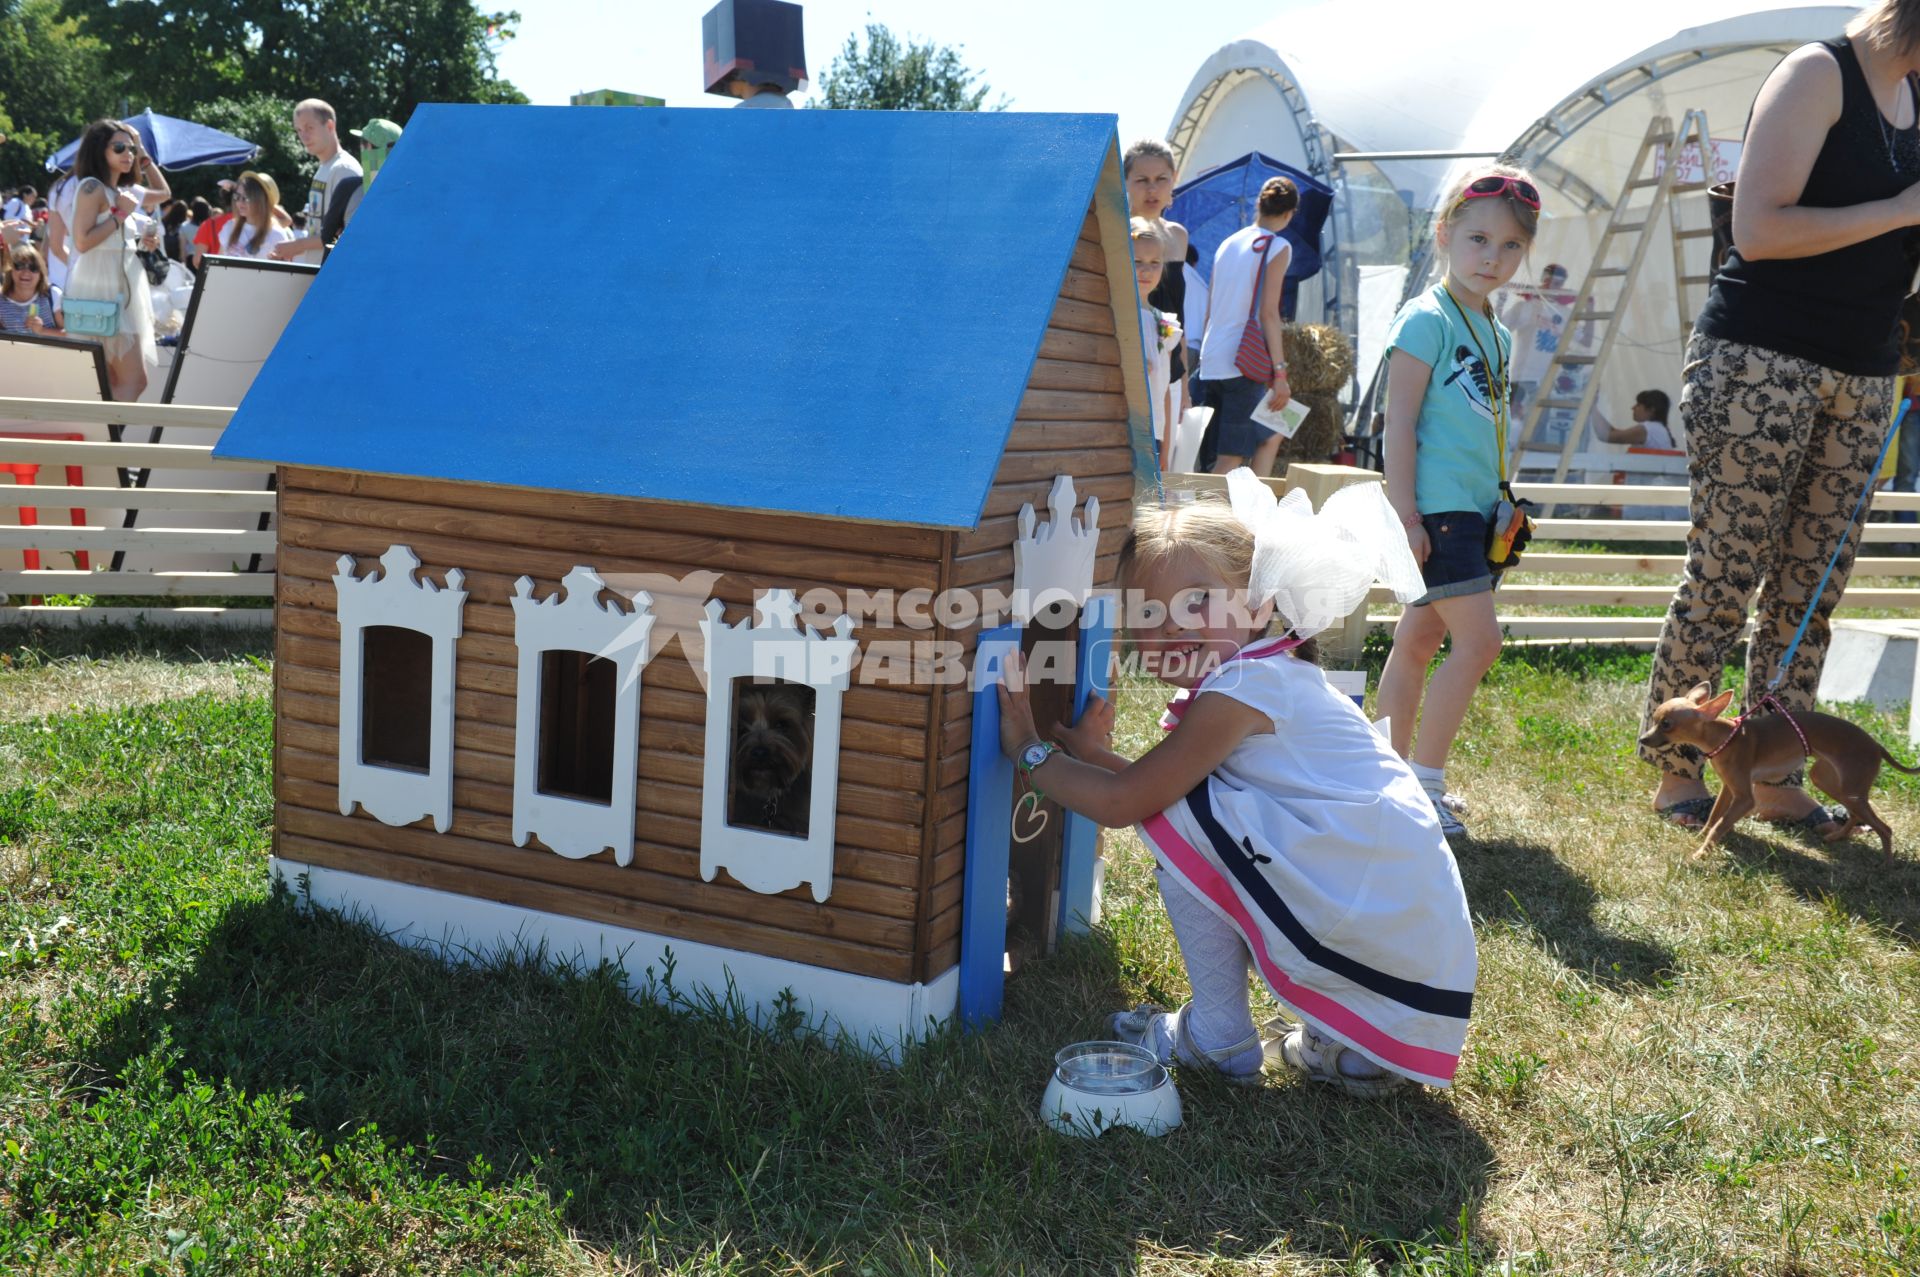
left=62, top=209, right=129, bottom=340
left=63, top=296, right=121, bottom=340
left=1234, top=234, right=1279, bottom=383
left=138, top=247, right=171, bottom=285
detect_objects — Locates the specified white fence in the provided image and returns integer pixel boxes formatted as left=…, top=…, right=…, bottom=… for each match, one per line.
left=0, top=396, right=274, bottom=627
left=1364, top=478, right=1920, bottom=644
left=7, top=435, right=1918, bottom=641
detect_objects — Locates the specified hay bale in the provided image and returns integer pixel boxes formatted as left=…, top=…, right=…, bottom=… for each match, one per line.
left=1276, top=389, right=1346, bottom=464
left=1281, top=323, right=1355, bottom=394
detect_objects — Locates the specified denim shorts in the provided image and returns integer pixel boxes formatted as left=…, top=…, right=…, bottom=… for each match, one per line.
left=1412, top=510, right=1497, bottom=606
left=1195, top=375, right=1277, bottom=464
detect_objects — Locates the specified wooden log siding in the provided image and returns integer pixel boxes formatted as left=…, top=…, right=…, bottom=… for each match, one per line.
left=275, top=467, right=948, bottom=983
left=915, top=210, right=1138, bottom=980
left=270, top=199, right=1139, bottom=991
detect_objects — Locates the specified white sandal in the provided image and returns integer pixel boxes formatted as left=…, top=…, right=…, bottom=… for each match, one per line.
left=1108, top=1002, right=1273, bottom=1087
left=1276, top=1024, right=1412, bottom=1097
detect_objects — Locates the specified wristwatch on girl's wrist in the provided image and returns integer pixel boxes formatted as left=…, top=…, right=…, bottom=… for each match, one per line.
left=1017, top=739, right=1058, bottom=774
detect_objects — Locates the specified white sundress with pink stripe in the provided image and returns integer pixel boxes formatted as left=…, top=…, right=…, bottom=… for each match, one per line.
left=1141, top=637, right=1478, bottom=1087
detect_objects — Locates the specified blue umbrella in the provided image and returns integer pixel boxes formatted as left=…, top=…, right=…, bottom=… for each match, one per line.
left=1168, top=151, right=1334, bottom=321
left=44, top=108, right=259, bottom=173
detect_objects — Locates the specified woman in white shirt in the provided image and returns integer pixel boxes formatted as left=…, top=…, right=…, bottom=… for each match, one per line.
left=1196, top=177, right=1297, bottom=475
left=219, top=172, right=293, bottom=261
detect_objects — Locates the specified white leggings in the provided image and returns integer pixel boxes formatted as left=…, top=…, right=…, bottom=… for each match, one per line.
left=1156, top=867, right=1259, bottom=1053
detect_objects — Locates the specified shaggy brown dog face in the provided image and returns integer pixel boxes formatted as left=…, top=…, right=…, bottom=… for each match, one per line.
left=728, top=679, right=814, bottom=835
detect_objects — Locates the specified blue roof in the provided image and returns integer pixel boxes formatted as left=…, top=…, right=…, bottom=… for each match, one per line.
left=214, top=104, right=1145, bottom=530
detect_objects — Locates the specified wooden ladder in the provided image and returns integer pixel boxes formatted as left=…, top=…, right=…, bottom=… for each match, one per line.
left=1515, top=110, right=1712, bottom=509
left=1667, top=109, right=1720, bottom=354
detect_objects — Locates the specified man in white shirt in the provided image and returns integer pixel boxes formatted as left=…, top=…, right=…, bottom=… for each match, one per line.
left=2, top=186, right=33, bottom=221
left=270, top=99, right=363, bottom=266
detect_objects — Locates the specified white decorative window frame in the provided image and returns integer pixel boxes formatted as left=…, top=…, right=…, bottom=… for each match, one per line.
left=333, top=544, right=467, bottom=832
left=1011, top=474, right=1100, bottom=623
left=698, top=589, right=857, bottom=902
left=509, top=566, right=655, bottom=866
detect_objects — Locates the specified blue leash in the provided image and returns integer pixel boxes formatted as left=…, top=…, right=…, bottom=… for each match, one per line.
left=1767, top=396, right=1911, bottom=693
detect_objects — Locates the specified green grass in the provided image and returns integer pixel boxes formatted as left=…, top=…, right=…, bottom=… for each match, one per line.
left=2, top=626, right=1919, bottom=1273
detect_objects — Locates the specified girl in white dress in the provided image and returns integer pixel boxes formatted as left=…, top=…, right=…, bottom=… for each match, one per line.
left=62, top=120, right=168, bottom=401
left=998, top=472, right=1477, bottom=1092
left=1130, top=218, right=1181, bottom=467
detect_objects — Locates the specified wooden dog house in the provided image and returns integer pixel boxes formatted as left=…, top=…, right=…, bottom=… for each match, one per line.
left=213, top=105, right=1155, bottom=1049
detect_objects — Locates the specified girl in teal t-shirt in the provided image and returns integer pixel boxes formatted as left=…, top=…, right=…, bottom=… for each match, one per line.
left=1374, top=165, right=1540, bottom=837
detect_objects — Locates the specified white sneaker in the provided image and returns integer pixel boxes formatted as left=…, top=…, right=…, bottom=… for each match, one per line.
left=1430, top=795, right=1467, bottom=838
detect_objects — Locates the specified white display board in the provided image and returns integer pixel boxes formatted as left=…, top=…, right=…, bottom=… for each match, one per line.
left=118, top=257, right=319, bottom=573
left=0, top=333, right=117, bottom=572
left=161, top=258, right=319, bottom=408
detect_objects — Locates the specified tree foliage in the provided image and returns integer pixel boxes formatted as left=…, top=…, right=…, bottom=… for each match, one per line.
left=61, top=0, right=527, bottom=125
left=0, top=0, right=120, bottom=190
left=178, top=92, right=304, bottom=206
left=811, top=23, right=1007, bottom=112
left=0, top=0, right=525, bottom=192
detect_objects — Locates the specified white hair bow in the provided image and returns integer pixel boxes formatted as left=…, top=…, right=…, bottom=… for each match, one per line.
left=1224, top=467, right=1428, bottom=639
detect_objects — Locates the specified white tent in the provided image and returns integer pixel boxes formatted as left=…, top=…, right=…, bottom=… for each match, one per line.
left=1168, top=2, right=1861, bottom=431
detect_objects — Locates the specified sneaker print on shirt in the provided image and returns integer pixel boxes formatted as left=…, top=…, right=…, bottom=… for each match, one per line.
left=1441, top=344, right=1497, bottom=424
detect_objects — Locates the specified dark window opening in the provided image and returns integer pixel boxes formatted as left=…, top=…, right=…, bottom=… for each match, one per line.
left=361, top=625, right=433, bottom=773
left=538, top=649, right=617, bottom=804
left=726, top=675, right=815, bottom=837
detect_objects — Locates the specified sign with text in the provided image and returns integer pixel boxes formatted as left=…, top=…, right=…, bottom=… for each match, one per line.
left=1652, top=138, right=1742, bottom=186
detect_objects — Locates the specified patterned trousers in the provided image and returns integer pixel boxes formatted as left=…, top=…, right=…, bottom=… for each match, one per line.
left=1640, top=333, right=1896, bottom=782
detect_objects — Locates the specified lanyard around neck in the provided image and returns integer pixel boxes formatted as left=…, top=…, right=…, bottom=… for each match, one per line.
left=1441, top=284, right=1510, bottom=484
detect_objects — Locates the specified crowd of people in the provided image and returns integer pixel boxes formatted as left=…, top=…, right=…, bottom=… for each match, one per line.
left=0, top=97, right=373, bottom=400
left=1124, top=139, right=1305, bottom=479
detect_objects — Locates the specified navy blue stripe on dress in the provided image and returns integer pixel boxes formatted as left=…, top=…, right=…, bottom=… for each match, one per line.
left=1182, top=783, right=1474, bottom=1019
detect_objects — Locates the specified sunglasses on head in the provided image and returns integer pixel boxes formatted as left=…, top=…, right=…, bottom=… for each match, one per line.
left=1458, top=174, right=1541, bottom=211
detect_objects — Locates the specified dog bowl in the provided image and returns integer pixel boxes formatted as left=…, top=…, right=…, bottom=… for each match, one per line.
left=1041, top=1040, right=1182, bottom=1137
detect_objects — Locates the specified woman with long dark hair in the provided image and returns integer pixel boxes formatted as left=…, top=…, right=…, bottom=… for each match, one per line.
left=59, top=119, right=169, bottom=400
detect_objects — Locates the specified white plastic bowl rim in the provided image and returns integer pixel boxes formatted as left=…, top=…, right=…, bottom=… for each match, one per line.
left=1053, top=1039, right=1164, bottom=1094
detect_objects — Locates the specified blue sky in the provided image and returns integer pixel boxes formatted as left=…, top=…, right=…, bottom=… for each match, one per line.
left=492, top=0, right=1287, bottom=147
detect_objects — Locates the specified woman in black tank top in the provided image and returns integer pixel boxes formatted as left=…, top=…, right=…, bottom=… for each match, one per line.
left=1644, top=2, right=1920, bottom=838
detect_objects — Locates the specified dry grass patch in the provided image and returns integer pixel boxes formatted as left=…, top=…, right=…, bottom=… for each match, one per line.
left=0, top=652, right=269, bottom=723
left=1361, top=648, right=1920, bottom=1273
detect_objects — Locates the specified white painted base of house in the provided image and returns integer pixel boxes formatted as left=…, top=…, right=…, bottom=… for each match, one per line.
left=271, top=856, right=960, bottom=1059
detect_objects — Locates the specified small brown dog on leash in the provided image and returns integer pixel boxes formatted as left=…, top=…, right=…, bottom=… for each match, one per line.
left=1640, top=682, right=1920, bottom=861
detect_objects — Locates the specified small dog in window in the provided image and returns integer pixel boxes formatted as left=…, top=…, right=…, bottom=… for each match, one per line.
left=730, top=681, right=814, bottom=835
